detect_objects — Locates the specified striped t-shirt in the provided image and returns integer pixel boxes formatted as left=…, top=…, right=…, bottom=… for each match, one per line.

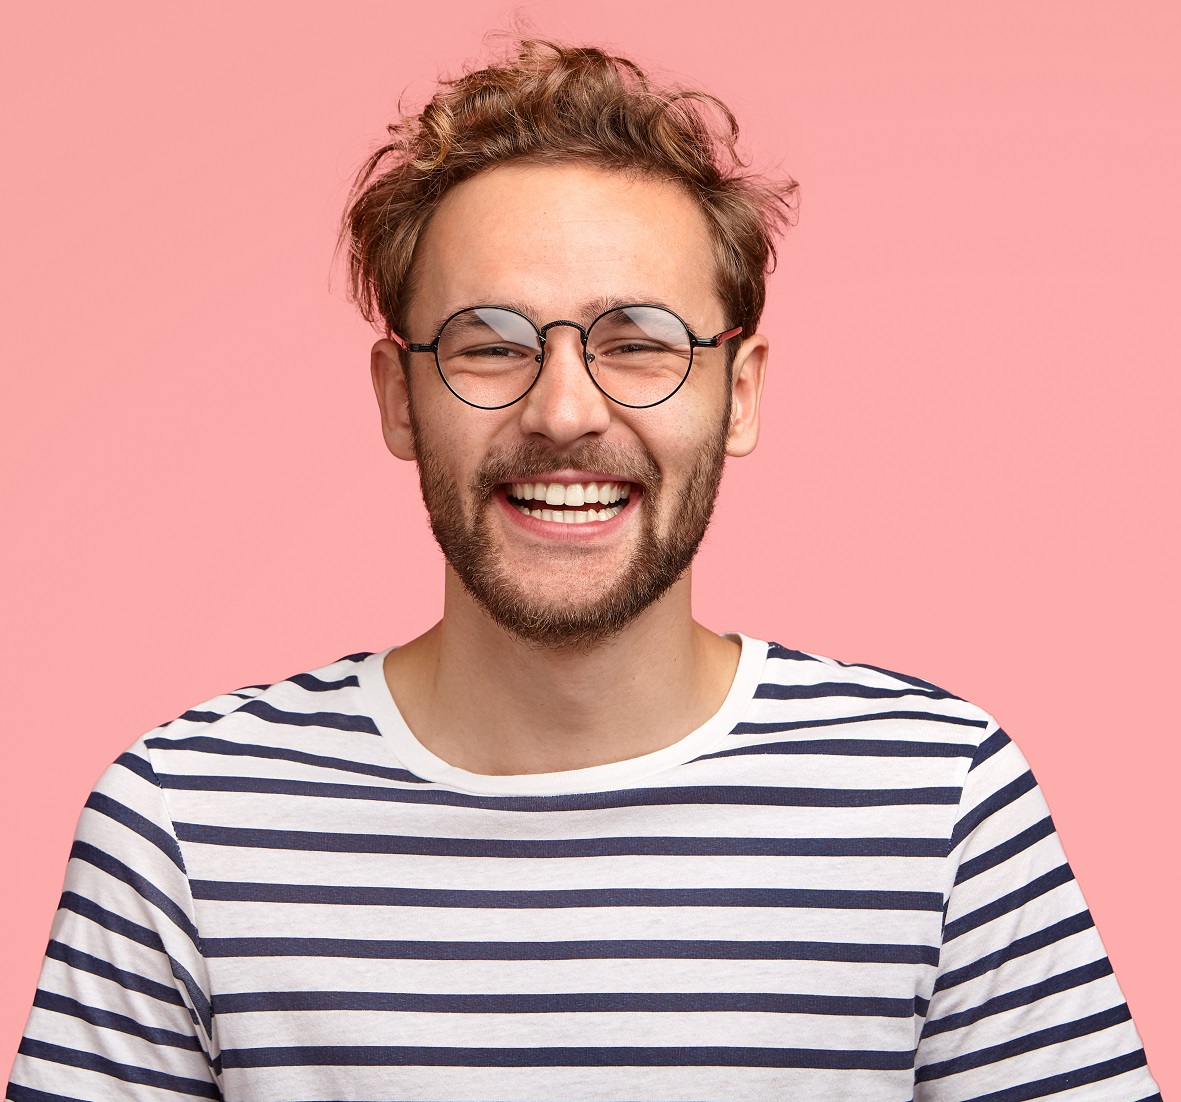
left=8, top=636, right=1161, bottom=1101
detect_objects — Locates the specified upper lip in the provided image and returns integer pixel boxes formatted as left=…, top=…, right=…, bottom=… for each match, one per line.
left=500, top=470, right=634, bottom=486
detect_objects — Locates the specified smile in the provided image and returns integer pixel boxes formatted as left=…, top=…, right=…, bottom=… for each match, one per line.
left=504, top=480, right=632, bottom=524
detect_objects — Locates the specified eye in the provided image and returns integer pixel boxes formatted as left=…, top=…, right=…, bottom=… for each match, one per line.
left=454, top=343, right=534, bottom=360
left=601, top=340, right=672, bottom=356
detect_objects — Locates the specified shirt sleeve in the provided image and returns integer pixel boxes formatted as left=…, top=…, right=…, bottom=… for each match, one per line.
left=6, top=741, right=220, bottom=1102
left=914, top=726, right=1161, bottom=1101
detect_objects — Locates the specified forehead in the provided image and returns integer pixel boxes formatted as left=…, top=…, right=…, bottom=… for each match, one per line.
left=409, top=161, right=721, bottom=326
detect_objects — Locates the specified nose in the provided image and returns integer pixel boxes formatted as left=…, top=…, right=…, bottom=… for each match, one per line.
left=516, top=323, right=612, bottom=445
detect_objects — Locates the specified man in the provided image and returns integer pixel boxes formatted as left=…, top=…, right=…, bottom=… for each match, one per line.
left=7, top=38, right=1160, bottom=1102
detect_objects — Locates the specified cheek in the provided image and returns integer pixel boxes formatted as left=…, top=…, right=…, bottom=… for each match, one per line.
left=637, top=400, right=726, bottom=473
left=410, top=396, right=517, bottom=485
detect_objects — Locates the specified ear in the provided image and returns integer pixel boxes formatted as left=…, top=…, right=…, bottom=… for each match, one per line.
left=724, top=333, right=768, bottom=457
left=371, top=338, right=416, bottom=461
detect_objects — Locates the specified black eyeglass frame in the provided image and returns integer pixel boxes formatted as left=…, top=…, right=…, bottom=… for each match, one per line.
left=389, top=303, right=743, bottom=410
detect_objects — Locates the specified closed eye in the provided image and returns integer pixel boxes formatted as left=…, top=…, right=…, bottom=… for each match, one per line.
left=600, top=341, right=675, bottom=355
left=454, top=344, right=534, bottom=359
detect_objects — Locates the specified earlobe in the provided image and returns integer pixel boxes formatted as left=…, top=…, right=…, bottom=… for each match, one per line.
left=725, top=334, right=768, bottom=458
left=371, top=339, right=416, bottom=461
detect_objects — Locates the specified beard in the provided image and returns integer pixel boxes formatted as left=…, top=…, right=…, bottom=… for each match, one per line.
left=410, top=416, right=729, bottom=652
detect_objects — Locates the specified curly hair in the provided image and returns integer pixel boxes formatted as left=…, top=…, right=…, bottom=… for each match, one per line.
left=341, top=38, right=798, bottom=340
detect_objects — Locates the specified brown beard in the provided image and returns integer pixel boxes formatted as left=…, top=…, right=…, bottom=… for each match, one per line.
left=410, top=418, right=729, bottom=652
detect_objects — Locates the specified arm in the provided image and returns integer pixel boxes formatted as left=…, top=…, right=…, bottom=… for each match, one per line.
left=7, top=741, right=219, bottom=1101
left=915, top=727, right=1159, bottom=1100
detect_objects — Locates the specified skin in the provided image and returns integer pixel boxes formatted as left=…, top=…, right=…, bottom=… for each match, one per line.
left=370, top=161, right=768, bottom=776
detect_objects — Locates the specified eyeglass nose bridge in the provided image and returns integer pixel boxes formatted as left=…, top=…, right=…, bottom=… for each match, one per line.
left=534, top=319, right=594, bottom=365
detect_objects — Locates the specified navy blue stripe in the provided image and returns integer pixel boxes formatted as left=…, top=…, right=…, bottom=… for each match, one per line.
left=202, top=936, right=939, bottom=964
left=69, top=842, right=200, bottom=948
left=213, top=989, right=914, bottom=1016
left=950, top=771, right=1038, bottom=850
left=922, top=958, right=1114, bottom=1036
left=31, top=990, right=203, bottom=1050
left=706, top=737, right=975, bottom=760
left=114, top=750, right=159, bottom=787
left=832, top=660, right=953, bottom=696
left=145, top=735, right=425, bottom=785
left=45, top=941, right=185, bottom=1007
left=732, top=709, right=989, bottom=735
left=753, top=682, right=954, bottom=701
left=84, top=792, right=185, bottom=870
left=969, top=728, right=1011, bottom=770
left=6, top=1085, right=86, bottom=1102
left=157, top=774, right=959, bottom=811
left=220, top=1043, right=914, bottom=1070
left=934, top=911, right=1095, bottom=993
left=58, top=892, right=164, bottom=953
left=944, top=864, right=1074, bottom=941
left=766, top=643, right=816, bottom=662
left=237, top=699, right=380, bottom=734
left=288, top=671, right=360, bottom=692
left=917, top=1003, right=1133, bottom=1082
left=16, top=1039, right=217, bottom=1098
left=174, top=822, right=947, bottom=859
left=955, top=817, right=1055, bottom=885
left=178, top=710, right=231, bottom=724
left=190, top=881, right=945, bottom=911
left=955, top=1048, right=1147, bottom=1102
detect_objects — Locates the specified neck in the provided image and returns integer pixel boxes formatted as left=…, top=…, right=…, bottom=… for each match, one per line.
left=383, top=568, right=740, bottom=775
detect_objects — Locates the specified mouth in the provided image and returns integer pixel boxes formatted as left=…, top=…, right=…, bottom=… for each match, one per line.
left=502, top=479, right=634, bottom=525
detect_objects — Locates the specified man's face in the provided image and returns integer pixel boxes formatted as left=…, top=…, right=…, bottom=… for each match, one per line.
left=374, top=161, right=764, bottom=649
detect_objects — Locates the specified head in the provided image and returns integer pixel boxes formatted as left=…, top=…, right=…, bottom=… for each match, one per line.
left=344, top=38, right=797, bottom=346
left=343, top=39, right=797, bottom=650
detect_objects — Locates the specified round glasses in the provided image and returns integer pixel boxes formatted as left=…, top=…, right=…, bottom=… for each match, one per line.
left=391, top=304, right=742, bottom=410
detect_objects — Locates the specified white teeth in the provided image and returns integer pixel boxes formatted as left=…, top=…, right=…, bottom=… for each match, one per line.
left=507, top=480, right=632, bottom=507
left=511, top=502, right=624, bottom=523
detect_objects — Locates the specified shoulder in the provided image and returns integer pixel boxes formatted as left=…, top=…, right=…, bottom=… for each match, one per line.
left=149, top=651, right=377, bottom=740
left=125, top=651, right=385, bottom=780
left=739, top=639, right=1001, bottom=759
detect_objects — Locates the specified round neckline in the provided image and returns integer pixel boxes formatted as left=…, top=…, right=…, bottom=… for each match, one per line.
left=358, top=634, right=768, bottom=796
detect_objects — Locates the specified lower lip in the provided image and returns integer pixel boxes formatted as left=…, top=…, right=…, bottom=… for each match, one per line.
left=494, top=487, right=638, bottom=540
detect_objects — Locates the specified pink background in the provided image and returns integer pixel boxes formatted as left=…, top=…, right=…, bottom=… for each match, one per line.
left=2, top=0, right=1177, bottom=1089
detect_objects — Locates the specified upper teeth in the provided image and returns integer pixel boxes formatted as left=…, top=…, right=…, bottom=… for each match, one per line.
left=509, top=481, right=631, bottom=506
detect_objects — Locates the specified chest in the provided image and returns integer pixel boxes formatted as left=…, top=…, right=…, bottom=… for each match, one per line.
left=176, top=793, right=952, bottom=1099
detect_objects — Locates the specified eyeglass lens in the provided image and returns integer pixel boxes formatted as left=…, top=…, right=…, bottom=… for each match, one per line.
left=434, top=306, right=694, bottom=409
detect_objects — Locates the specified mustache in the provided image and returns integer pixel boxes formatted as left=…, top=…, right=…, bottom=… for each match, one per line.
left=473, top=441, right=662, bottom=500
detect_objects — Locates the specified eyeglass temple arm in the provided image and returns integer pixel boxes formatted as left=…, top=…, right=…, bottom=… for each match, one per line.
left=691, top=325, right=743, bottom=348
left=388, top=330, right=436, bottom=353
